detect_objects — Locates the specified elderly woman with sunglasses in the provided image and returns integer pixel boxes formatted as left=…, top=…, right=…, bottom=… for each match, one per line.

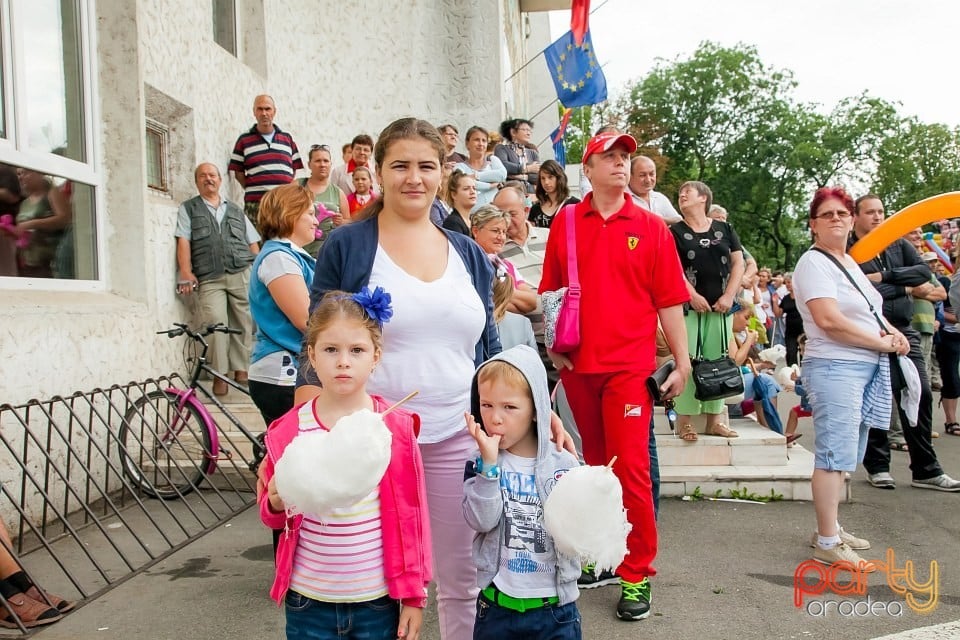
left=470, top=204, right=537, bottom=314
left=670, top=180, right=745, bottom=441
left=792, top=186, right=909, bottom=568
left=298, top=144, right=349, bottom=255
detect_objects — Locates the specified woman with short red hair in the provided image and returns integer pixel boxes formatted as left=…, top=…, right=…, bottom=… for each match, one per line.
left=792, top=186, right=908, bottom=568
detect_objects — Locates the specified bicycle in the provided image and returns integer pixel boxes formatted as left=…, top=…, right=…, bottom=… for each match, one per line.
left=118, top=323, right=267, bottom=500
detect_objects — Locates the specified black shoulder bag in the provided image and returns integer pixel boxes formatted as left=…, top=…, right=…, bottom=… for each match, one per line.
left=691, top=313, right=744, bottom=401
left=810, top=247, right=906, bottom=392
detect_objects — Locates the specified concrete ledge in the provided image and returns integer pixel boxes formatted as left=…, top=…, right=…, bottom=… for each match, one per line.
left=658, top=446, right=851, bottom=502
left=657, top=421, right=787, bottom=467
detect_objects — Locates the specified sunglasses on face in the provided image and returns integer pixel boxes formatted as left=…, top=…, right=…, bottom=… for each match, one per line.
left=813, top=210, right=851, bottom=220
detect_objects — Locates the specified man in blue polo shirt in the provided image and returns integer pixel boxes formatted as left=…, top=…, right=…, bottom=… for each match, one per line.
left=228, top=95, right=303, bottom=226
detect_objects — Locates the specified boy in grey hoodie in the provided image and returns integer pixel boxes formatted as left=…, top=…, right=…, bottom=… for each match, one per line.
left=462, top=345, right=583, bottom=639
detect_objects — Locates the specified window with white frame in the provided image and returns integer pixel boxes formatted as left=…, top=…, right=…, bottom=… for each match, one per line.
left=212, top=0, right=237, bottom=56
left=0, top=0, right=99, bottom=281
left=145, top=120, right=168, bottom=192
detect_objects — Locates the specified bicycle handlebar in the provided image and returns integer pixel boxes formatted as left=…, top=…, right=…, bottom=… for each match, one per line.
left=157, top=323, right=242, bottom=340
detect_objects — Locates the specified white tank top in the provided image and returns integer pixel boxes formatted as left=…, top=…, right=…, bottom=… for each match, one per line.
left=368, top=243, right=486, bottom=443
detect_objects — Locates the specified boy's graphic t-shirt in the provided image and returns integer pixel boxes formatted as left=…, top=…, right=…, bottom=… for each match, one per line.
left=492, top=451, right=557, bottom=598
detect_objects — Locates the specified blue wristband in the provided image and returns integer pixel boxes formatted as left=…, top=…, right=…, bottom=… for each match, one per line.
left=475, top=457, right=500, bottom=479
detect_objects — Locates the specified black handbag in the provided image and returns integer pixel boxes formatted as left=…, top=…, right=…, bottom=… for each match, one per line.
left=691, top=314, right=744, bottom=401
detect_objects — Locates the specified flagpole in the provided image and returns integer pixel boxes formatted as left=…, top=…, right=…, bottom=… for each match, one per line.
left=503, top=0, right=612, bottom=85
left=503, top=51, right=546, bottom=85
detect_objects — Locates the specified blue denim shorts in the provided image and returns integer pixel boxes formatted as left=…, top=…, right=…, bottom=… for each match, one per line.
left=802, top=357, right=878, bottom=472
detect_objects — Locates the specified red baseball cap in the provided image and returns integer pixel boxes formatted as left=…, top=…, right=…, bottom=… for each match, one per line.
left=581, top=133, right=638, bottom=164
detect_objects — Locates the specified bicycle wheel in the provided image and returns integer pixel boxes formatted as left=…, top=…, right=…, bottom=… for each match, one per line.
left=119, top=390, right=213, bottom=499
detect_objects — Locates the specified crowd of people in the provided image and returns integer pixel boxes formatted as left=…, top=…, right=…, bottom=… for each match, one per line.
left=9, top=93, right=957, bottom=636
left=172, top=99, right=960, bottom=639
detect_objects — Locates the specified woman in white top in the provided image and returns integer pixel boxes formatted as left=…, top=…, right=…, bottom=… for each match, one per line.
left=301, top=118, right=570, bottom=639
left=455, top=126, right=507, bottom=212
left=792, top=186, right=907, bottom=570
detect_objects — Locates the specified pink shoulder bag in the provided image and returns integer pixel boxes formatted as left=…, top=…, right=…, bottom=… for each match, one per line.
left=541, top=205, right=580, bottom=353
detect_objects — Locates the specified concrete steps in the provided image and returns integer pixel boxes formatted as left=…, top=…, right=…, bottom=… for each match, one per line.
left=652, top=405, right=849, bottom=502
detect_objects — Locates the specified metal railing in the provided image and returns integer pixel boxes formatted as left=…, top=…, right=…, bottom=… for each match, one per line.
left=0, top=375, right=258, bottom=633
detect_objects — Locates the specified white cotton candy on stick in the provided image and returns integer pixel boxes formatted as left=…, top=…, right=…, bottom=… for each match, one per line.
left=542, top=463, right=632, bottom=574
left=273, top=408, right=392, bottom=517
left=776, top=365, right=800, bottom=387
left=758, top=344, right=787, bottom=369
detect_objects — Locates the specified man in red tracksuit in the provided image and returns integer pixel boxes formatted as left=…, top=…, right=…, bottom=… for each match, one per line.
left=539, top=132, right=690, bottom=621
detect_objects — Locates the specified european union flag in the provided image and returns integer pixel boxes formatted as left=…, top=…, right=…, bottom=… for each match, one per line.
left=544, top=29, right=607, bottom=108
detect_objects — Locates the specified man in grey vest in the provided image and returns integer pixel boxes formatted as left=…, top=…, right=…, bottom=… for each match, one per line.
left=175, top=163, right=260, bottom=395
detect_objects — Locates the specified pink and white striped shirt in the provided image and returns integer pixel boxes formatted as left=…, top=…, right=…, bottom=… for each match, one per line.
left=289, top=488, right=388, bottom=602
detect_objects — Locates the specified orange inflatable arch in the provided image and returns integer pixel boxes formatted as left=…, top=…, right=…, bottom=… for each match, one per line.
left=848, top=192, right=960, bottom=263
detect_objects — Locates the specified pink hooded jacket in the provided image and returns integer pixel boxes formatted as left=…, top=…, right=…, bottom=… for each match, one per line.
left=257, top=396, right=432, bottom=608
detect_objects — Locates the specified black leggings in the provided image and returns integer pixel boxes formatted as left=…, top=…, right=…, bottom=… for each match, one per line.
left=247, top=380, right=296, bottom=427
left=935, top=332, right=960, bottom=400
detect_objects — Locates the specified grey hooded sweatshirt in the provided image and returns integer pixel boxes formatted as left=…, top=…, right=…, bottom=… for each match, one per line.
left=462, top=344, right=582, bottom=605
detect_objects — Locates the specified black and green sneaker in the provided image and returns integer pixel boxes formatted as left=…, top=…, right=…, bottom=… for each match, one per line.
left=578, top=563, right=619, bottom=589
left=616, top=577, right=651, bottom=621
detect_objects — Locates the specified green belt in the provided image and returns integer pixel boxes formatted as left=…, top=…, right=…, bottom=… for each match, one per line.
left=480, top=585, right=559, bottom=612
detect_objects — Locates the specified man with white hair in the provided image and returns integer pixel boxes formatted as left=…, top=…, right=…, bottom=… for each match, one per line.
left=627, top=156, right=681, bottom=224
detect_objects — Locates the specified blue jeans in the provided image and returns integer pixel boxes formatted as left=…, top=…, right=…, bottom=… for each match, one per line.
left=803, top=358, right=877, bottom=472
left=742, top=371, right=784, bottom=434
left=285, top=591, right=399, bottom=640
left=474, top=595, right=581, bottom=640
left=649, top=417, right=660, bottom=518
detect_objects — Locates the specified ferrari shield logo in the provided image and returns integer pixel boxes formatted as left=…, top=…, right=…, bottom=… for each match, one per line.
left=627, top=235, right=639, bottom=250
left=624, top=404, right=643, bottom=418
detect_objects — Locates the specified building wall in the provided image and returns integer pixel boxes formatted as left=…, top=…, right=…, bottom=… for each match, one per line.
left=1, top=0, right=554, bottom=524
left=1, top=0, right=555, bottom=406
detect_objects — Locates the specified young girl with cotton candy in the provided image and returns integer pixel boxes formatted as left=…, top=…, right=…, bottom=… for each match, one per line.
left=257, top=288, right=431, bottom=640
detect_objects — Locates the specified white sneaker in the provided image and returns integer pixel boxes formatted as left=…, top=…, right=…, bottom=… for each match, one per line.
left=868, top=472, right=896, bottom=489
left=911, top=474, right=960, bottom=492
left=809, top=527, right=870, bottom=550
left=812, top=543, right=876, bottom=572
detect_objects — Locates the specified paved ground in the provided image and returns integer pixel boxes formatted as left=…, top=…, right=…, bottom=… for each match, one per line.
left=29, top=405, right=960, bottom=640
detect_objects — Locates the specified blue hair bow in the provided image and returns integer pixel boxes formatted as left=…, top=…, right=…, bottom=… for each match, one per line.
left=352, top=286, right=394, bottom=326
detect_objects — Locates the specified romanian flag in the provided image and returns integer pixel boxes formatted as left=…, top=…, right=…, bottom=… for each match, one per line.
left=571, top=0, right=591, bottom=46
left=550, top=108, right=573, bottom=166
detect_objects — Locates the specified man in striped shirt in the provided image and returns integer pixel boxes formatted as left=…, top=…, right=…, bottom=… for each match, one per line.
left=228, top=94, right=304, bottom=225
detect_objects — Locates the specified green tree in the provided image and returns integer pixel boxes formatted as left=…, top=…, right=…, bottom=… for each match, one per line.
left=605, top=40, right=960, bottom=268
left=613, top=42, right=807, bottom=267
left=872, top=119, right=960, bottom=212
left=615, top=42, right=796, bottom=188
left=560, top=105, right=594, bottom=165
